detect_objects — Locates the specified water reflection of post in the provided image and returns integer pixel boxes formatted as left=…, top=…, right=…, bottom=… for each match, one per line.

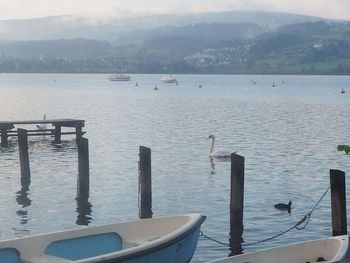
left=16, top=175, right=32, bottom=225
left=17, top=129, right=32, bottom=225
left=229, top=153, right=244, bottom=256
left=76, top=137, right=92, bottom=225
left=76, top=194, right=92, bottom=226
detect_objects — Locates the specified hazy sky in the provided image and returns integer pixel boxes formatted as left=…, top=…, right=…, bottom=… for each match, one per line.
left=0, top=0, right=350, bottom=21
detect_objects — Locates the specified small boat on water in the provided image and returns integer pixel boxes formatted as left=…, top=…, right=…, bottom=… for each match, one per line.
left=208, top=235, right=349, bottom=263
left=160, top=75, right=177, bottom=83
left=109, top=74, right=131, bottom=81
left=0, top=214, right=205, bottom=263
left=341, top=88, right=345, bottom=94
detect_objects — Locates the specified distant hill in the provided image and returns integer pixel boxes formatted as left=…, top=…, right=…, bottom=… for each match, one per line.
left=0, top=11, right=349, bottom=74
left=0, top=39, right=113, bottom=58
left=0, top=11, right=329, bottom=41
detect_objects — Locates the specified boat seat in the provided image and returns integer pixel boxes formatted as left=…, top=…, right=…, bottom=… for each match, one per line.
left=21, top=254, right=72, bottom=263
left=45, top=232, right=122, bottom=261
left=0, top=248, right=21, bottom=263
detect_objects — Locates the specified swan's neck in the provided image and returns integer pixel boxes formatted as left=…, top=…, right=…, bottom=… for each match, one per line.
left=209, top=137, right=215, bottom=154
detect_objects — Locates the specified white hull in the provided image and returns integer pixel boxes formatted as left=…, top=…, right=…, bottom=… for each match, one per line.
left=0, top=214, right=205, bottom=263
left=208, top=235, right=349, bottom=263
left=109, top=74, right=131, bottom=81
left=160, top=75, right=176, bottom=83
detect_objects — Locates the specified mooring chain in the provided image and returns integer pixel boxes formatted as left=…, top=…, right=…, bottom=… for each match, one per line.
left=200, top=231, right=230, bottom=247
left=200, top=185, right=330, bottom=247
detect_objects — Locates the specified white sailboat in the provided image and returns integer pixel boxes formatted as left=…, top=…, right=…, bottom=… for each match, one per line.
left=160, top=75, right=177, bottom=83
left=109, top=74, right=131, bottom=81
left=109, top=57, right=131, bottom=81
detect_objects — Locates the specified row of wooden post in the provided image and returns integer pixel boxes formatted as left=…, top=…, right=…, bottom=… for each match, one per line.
left=15, top=138, right=348, bottom=247
left=17, top=128, right=90, bottom=199
left=138, top=146, right=348, bottom=256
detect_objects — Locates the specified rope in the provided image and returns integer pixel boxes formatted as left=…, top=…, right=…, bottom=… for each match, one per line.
left=200, top=185, right=330, bottom=247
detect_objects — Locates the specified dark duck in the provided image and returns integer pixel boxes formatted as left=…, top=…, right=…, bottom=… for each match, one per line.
left=274, top=200, right=292, bottom=213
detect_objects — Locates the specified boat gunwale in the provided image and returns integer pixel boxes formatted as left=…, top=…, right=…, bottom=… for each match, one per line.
left=0, top=213, right=206, bottom=263
left=207, top=235, right=349, bottom=263
left=77, top=213, right=206, bottom=262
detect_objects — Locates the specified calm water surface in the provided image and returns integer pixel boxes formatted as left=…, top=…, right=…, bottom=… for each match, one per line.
left=0, top=73, right=350, bottom=262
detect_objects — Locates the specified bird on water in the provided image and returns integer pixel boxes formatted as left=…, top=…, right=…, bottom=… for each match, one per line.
left=207, top=135, right=236, bottom=158
left=274, top=200, right=292, bottom=213
left=36, top=114, right=47, bottom=130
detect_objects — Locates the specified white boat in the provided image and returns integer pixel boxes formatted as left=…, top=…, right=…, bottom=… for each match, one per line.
left=109, top=74, right=131, bottom=81
left=160, top=75, right=177, bottom=83
left=208, top=235, right=349, bottom=263
left=0, top=214, right=205, bottom=263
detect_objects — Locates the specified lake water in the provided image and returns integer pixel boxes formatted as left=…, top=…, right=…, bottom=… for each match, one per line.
left=0, top=73, right=350, bottom=262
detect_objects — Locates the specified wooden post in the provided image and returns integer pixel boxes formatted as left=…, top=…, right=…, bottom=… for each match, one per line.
left=18, top=129, right=31, bottom=186
left=54, top=125, right=61, bottom=144
left=77, top=137, right=89, bottom=197
left=229, top=153, right=244, bottom=256
left=138, top=146, right=153, bottom=219
left=76, top=126, right=82, bottom=141
left=330, top=169, right=347, bottom=236
left=1, top=128, right=9, bottom=147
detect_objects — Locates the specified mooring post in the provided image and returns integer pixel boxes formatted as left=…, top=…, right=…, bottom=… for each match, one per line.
left=54, top=125, right=62, bottom=144
left=77, top=137, right=89, bottom=197
left=229, top=153, right=244, bottom=256
left=18, top=129, right=31, bottom=185
left=76, top=126, right=83, bottom=141
left=330, top=169, right=347, bottom=236
left=138, top=146, right=153, bottom=219
left=1, top=128, right=9, bottom=147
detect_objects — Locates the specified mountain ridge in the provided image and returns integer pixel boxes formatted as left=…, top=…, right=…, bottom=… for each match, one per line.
left=0, top=11, right=349, bottom=74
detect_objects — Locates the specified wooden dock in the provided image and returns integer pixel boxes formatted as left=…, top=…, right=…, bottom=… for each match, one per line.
left=0, top=119, right=85, bottom=147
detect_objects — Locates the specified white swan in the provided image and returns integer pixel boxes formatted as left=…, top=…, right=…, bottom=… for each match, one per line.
left=207, top=135, right=236, bottom=158
left=36, top=114, right=48, bottom=130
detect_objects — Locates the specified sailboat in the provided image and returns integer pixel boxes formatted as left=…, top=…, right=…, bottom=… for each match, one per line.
left=109, top=74, right=131, bottom=81
left=109, top=57, right=131, bottom=81
left=160, top=75, right=177, bottom=83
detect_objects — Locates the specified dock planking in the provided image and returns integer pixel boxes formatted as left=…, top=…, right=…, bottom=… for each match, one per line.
left=0, top=119, right=85, bottom=147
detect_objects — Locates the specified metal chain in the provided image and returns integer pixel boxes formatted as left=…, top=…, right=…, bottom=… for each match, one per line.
left=200, top=185, right=330, bottom=247
left=200, top=231, right=230, bottom=247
